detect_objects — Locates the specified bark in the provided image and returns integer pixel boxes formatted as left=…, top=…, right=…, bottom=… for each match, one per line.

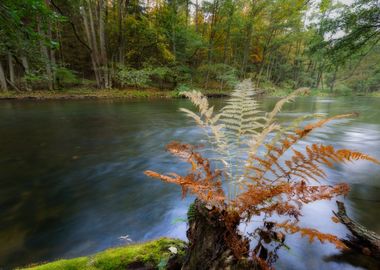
left=0, top=61, right=7, bottom=91
left=38, top=22, right=54, bottom=90
left=21, top=56, right=32, bottom=91
left=117, top=0, right=125, bottom=64
left=222, top=1, right=235, bottom=65
left=241, top=0, right=262, bottom=76
left=48, top=22, right=57, bottom=84
left=99, top=0, right=110, bottom=88
left=7, top=52, right=15, bottom=84
left=81, top=3, right=101, bottom=87
left=329, top=66, right=338, bottom=92
left=333, top=201, right=380, bottom=258
left=21, top=56, right=29, bottom=74
left=182, top=200, right=255, bottom=270
left=195, top=0, right=199, bottom=33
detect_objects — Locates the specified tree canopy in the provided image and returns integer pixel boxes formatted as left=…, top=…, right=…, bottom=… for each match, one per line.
left=0, top=0, right=379, bottom=95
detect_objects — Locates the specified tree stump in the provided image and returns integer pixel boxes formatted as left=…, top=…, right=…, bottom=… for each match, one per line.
left=181, top=199, right=255, bottom=270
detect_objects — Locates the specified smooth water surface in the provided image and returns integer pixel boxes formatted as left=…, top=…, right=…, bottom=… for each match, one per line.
left=0, top=97, right=380, bottom=269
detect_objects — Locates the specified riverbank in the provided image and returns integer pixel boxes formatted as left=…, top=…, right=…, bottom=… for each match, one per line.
left=0, top=88, right=230, bottom=101
left=19, top=238, right=187, bottom=270
left=0, top=88, right=379, bottom=101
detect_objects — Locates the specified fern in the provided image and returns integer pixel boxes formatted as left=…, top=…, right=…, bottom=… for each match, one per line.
left=144, top=80, right=380, bottom=267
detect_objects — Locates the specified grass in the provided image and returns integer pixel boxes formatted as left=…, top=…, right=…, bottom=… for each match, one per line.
left=369, top=91, right=380, bottom=97
left=20, top=238, right=187, bottom=270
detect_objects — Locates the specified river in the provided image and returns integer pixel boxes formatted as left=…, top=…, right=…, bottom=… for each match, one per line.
left=0, top=97, right=379, bottom=269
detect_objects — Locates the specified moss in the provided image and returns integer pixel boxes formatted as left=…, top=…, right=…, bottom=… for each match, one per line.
left=20, top=238, right=187, bottom=270
left=187, top=202, right=197, bottom=223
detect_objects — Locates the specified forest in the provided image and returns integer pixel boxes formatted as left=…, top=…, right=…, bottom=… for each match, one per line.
left=0, top=0, right=379, bottom=95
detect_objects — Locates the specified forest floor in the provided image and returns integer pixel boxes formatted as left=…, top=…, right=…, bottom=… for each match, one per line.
left=0, top=88, right=379, bottom=100
left=19, top=238, right=186, bottom=270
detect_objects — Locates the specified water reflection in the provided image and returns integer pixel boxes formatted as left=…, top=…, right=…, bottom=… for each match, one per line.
left=0, top=97, right=379, bottom=269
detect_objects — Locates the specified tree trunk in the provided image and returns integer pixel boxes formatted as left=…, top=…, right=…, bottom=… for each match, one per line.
left=81, top=3, right=101, bottom=87
left=48, top=22, right=57, bottom=84
left=329, top=66, right=338, bottom=92
left=0, top=61, right=8, bottom=91
left=99, top=0, right=110, bottom=88
left=38, top=22, right=54, bottom=90
left=195, top=0, right=199, bottom=33
left=222, top=1, right=234, bottom=65
left=182, top=200, right=254, bottom=270
left=7, top=52, right=15, bottom=84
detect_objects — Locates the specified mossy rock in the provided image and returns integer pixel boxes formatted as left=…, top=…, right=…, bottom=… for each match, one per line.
left=20, top=238, right=187, bottom=270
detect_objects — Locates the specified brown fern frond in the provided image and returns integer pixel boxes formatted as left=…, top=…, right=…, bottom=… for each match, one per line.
left=144, top=142, right=226, bottom=205
left=165, top=141, right=194, bottom=160
left=270, top=143, right=379, bottom=184
left=291, top=181, right=350, bottom=203
left=295, top=113, right=357, bottom=139
left=276, top=222, right=348, bottom=250
left=144, top=170, right=225, bottom=204
left=258, top=201, right=301, bottom=219
left=232, top=182, right=293, bottom=215
left=250, top=113, right=358, bottom=182
left=336, top=149, right=380, bottom=164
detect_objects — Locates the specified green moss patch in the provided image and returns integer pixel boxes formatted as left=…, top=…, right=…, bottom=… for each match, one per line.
left=20, top=238, right=187, bottom=270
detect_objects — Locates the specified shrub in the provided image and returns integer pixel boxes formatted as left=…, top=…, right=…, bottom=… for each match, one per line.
left=55, top=67, right=78, bottom=86
left=117, top=67, right=152, bottom=88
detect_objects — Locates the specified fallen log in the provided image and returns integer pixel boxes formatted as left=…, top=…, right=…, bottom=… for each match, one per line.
left=333, top=201, right=380, bottom=258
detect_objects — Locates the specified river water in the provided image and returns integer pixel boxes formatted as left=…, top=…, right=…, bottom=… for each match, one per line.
left=0, top=97, right=379, bottom=269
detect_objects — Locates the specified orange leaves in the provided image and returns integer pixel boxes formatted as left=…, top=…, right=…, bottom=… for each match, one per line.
left=336, top=149, right=380, bottom=164
left=295, top=113, right=357, bottom=139
left=144, top=142, right=226, bottom=206
left=331, top=216, right=340, bottom=224
left=254, top=113, right=359, bottom=183
left=292, top=181, right=350, bottom=203
left=267, top=143, right=380, bottom=185
left=276, top=222, right=347, bottom=250
left=232, top=180, right=349, bottom=220
left=232, top=182, right=293, bottom=216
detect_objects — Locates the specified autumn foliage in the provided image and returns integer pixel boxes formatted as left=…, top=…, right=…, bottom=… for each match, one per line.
left=144, top=80, right=379, bottom=268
